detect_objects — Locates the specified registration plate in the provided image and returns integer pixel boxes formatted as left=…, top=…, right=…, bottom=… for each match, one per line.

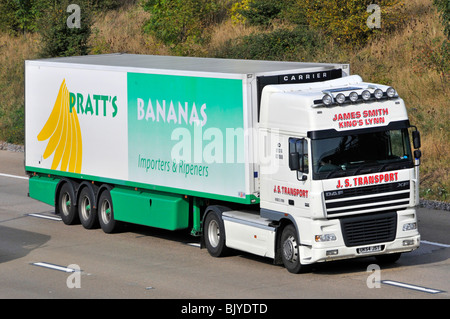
left=357, top=245, right=383, bottom=254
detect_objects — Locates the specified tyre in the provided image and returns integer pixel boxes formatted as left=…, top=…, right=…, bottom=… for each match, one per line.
left=98, top=189, right=121, bottom=233
left=280, top=224, right=307, bottom=274
left=58, top=182, right=79, bottom=225
left=78, top=186, right=98, bottom=229
left=204, top=210, right=228, bottom=257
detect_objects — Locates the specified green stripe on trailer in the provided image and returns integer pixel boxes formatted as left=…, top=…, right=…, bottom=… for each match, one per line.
left=110, top=186, right=189, bottom=231
left=26, top=167, right=259, bottom=205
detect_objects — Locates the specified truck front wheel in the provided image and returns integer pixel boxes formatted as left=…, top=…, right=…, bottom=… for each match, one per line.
left=204, top=211, right=228, bottom=257
left=281, top=224, right=307, bottom=274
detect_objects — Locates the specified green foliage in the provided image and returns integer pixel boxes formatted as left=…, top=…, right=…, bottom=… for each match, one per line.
left=0, top=0, right=118, bottom=35
left=434, top=0, right=450, bottom=39
left=230, top=0, right=307, bottom=26
left=238, top=0, right=283, bottom=26
left=0, top=0, right=47, bottom=34
left=0, top=100, right=24, bottom=144
left=142, top=0, right=227, bottom=53
left=296, top=0, right=406, bottom=47
left=416, top=36, right=450, bottom=85
left=0, top=44, right=27, bottom=144
left=280, top=0, right=308, bottom=25
left=91, top=0, right=123, bottom=11
left=431, top=0, right=450, bottom=84
left=214, top=27, right=326, bottom=61
left=37, top=0, right=93, bottom=58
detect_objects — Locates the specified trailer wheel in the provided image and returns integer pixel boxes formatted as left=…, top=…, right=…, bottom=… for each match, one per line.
left=58, top=182, right=79, bottom=225
left=280, top=224, right=306, bottom=274
left=98, top=189, right=121, bottom=233
left=204, top=211, right=228, bottom=257
left=78, top=187, right=98, bottom=229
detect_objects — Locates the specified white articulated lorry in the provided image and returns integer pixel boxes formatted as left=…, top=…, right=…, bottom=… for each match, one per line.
left=25, top=54, right=421, bottom=273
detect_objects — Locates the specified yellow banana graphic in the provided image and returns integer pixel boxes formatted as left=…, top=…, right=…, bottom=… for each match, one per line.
left=37, top=79, right=82, bottom=173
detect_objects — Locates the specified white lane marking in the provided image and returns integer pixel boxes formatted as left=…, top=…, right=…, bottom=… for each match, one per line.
left=31, top=262, right=79, bottom=273
left=0, top=173, right=28, bottom=180
left=421, top=240, right=450, bottom=248
left=381, top=280, right=444, bottom=294
left=28, top=213, right=61, bottom=221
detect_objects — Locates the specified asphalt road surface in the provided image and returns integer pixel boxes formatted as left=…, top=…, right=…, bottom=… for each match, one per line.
left=0, top=150, right=449, bottom=303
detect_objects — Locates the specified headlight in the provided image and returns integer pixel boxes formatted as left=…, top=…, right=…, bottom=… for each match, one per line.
left=402, top=222, right=417, bottom=231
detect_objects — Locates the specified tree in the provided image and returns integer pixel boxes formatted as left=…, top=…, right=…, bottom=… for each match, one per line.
left=0, top=0, right=48, bottom=34
left=142, top=0, right=227, bottom=53
left=38, top=0, right=93, bottom=58
left=296, top=0, right=405, bottom=47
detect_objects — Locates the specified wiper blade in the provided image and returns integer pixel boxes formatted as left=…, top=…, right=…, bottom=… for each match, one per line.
left=378, top=163, right=394, bottom=172
left=378, top=159, right=412, bottom=172
left=354, top=161, right=377, bottom=175
left=325, top=169, right=347, bottom=179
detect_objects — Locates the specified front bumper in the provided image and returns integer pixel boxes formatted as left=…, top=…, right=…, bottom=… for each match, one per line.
left=302, top=234, right=420, bottom=264
left=296, top=208, right=420, bottom=265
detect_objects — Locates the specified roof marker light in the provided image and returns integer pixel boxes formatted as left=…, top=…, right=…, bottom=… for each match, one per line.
left=322, top=94, right=333, bottom=106
left=349, top=92, right=359, bottom=102
left=362, top=90, right=371, bottom=101
left=386, top=87, right=396, bottom=98
left=336, top=93, right=346, bottom=104
left=374, top=89, right=383, bottom=99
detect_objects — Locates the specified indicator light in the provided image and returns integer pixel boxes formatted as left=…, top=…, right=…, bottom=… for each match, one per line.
left=315, top=233, right=337, bottom=242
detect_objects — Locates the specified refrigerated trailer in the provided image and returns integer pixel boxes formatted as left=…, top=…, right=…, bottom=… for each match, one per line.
left=25, top=54, right=421, bottom=273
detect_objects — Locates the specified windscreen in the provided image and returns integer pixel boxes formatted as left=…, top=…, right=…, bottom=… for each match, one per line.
left=312, top=128, right=413, bottom=180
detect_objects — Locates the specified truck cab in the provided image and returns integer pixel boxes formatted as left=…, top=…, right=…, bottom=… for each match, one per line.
left=215, top=75, right=421, bottom=273
left=254, top=75, right=421, bottom=272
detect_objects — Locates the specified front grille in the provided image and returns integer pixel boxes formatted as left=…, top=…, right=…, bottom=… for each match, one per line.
left=340, top=211, right=397, bottom=247
left=325, top=181, right=410, bottom=216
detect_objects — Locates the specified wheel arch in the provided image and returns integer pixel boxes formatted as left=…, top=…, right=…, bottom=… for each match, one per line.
left=260, top=209, right=301, bottom=266
left=201, top=205, right=231, bottom=225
